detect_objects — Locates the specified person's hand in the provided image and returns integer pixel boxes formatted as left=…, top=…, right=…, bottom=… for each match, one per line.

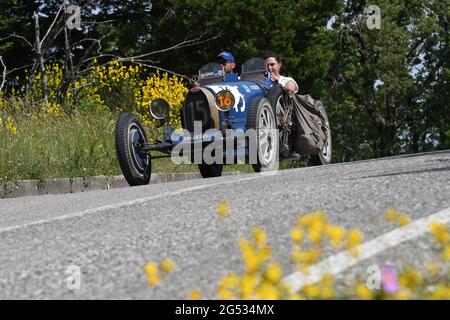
left=270, top=72, right=280, bottom=82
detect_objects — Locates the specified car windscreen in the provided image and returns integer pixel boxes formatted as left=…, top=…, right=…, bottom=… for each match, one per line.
left=198, top=63, right=225, bottom=85
left=241, top=58, right=267, bottom=74
left=241, top=58, right=267, bottom=81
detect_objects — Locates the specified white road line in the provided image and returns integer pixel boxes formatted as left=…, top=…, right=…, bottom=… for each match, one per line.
left=283, top=206, right=450, bottom=291
left=0, top=175, right=263, bottom=234
left=0, top=167, right=313, bottom=232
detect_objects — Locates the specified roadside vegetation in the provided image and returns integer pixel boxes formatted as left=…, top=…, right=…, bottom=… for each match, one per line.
left=0, top=62, right=186, bottom=181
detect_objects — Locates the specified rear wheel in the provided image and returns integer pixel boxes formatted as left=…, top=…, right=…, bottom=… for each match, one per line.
left=267, top=84, right=292, bottom=158
left=309, top=103, right=332, bottom=165
left=115, top=113, right=151, bottom=185
left=267, top=85, right=284, bottom=122
left=247, top=97, right=279, bottom=172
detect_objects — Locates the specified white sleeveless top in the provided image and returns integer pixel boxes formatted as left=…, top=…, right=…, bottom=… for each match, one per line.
left=279, top=75, right=299, bottom=93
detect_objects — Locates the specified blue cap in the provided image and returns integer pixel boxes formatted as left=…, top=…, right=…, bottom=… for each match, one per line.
left=217, top=51, right=235, bottom=63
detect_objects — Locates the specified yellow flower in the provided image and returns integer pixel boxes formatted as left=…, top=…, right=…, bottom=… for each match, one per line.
left=393, top=290, right=411, bottom=300
left=264, top=262, right=282, bottom=284
left=256, top=283, right=280, bottom=300
left=252, top=227, right=267, bottom=249
left=290, top=228, right=304, bottom=243
left=291, top=248, right=321, bottom=265
left=144, top=262, right=158, bottom=276
left=442, top=245, right=450, bottom=261
left=240, top=274, right=257, bottom=298
left=239, top=238, right=269, bottom=274
left=297, top=211, right=327, bottom=227
left=429, top=222, right=450, bottom=244
left=344, top=229, right=363, bottom=258
left=320, top=286, right=335, bottom=299
left=188, top=289, right=202, bottom=300
left=385, top=208, right=410, bottom=226
left=429, top=284, right=450, bottom=300
left=399, top=268, right=422, bottom=291
left=307, top=219, right=324, bottom=244
left=303, top=284, right=321, bottom=299
left=6, top=120, right=17, bottom=135
left=160, top=259, right=175, bottom=273
left=397, top=214, right=410, bottom=226
left=219, top=273, right=239, bottom=290
left=144, top=262, right=160, bottom=286
left=325, top=225, right=346, bottom=247
left=345, top=229, right=363, bottom=250
left=146, top=273, right=159, bottom=286
left=355, top=283, right=373, bottom=299
left=297, top=214, right=313, bottom=227
left=289, top=293, right=304, bottom=300
left=385, top=208, right=398, bottom=221
left=320, top=274, right=334, bottom=286
left=218, top=288, right=235, bottom=299
left=217, top=200, right=230, bottom=218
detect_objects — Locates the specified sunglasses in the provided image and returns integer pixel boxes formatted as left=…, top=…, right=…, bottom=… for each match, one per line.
left=218, top=60, right=232, bottom=66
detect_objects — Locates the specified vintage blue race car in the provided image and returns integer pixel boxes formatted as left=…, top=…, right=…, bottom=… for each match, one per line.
left=114, top=57, right=332, bottom=186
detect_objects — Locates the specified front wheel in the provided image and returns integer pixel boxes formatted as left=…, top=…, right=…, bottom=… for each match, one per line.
left=115, top=113, right=151, bottom=185
left=198, top=163, right=223, bottom=178
left=309, top=103, right=332, bottom=165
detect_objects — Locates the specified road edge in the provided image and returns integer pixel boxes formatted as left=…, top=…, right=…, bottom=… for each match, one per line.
left=0, top=172, right=241, bottom=199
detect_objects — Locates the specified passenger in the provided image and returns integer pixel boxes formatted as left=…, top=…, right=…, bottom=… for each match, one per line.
left=264, top=51, right=299, bottom=94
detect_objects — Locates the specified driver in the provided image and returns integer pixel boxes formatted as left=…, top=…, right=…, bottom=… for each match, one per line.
left=264, top=51, right=299, bottom=94
left=216, top=51, right=236, bottom=74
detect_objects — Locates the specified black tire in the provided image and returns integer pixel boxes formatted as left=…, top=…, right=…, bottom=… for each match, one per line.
left=198, top=163, right=223, bottom=178
left=247, top=97, right=279, bottom=172
left=309, top=103, right=332, bottom=165
left=267, top=84, right=284, bottom=121
left=115, top=112, right=151, bottom=185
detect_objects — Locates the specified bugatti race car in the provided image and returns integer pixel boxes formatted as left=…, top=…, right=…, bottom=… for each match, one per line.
left=115, top=57, right=332, bottom=186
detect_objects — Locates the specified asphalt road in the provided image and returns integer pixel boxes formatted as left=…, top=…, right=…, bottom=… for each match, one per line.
left=0, top=150, right=449, bottom=299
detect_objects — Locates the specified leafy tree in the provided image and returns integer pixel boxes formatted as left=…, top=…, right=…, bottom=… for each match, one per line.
left=325, top=0, right=449, bottom=160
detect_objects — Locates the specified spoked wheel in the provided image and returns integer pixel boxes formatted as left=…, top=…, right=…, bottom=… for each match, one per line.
left=309, top=103, right=332, bottom=165
left=115, top=113, right=151, bottom=185
left=247, top=97, right=279, bottom=172
left=267, top=85, right=291, bottom=158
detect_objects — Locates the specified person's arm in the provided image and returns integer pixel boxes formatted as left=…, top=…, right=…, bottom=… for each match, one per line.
left=272, top=73, right=298, bottom=93
left=285, top=80, right=298, bottom=93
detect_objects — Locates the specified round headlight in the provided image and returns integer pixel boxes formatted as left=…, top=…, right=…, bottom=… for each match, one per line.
left=149, top=98, right=171, bottom=120
left=215, top=90, right=235, bottom=112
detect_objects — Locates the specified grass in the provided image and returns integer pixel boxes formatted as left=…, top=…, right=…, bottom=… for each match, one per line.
left=1, top=109, right=119, bottom=181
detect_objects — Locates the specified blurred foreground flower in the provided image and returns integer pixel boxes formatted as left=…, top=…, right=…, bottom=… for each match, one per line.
left=381, top=266, right=399, bottom=294
left=217, top=200, right=230, bottom=218
left=188, top=289, right=202, bottom=300
left=144, top=258, right=175, bottom=286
